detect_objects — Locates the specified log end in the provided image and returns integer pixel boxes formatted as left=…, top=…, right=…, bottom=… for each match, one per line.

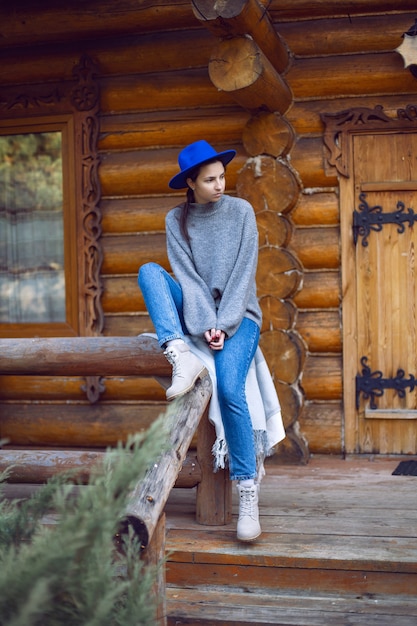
left=115, top=515, right=149, bottom=553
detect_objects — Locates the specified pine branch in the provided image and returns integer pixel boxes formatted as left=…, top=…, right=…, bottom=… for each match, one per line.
left=0, top=414, right=168, bottom=626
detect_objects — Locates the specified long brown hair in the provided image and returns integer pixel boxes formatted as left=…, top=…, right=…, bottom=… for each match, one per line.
left=179, top=158, right=224, bottom=242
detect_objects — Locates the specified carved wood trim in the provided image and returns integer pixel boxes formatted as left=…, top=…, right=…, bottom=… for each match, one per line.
left=71, top=55, right=103, bottom=339
left=71, top=55, right=104, bottom=403
left=321, top=104, right=417, bottom=178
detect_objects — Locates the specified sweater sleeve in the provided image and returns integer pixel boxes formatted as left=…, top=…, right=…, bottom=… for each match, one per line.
left=166, top=213, right=218, bottom=336
left=216, top=205, right=259, bottom=338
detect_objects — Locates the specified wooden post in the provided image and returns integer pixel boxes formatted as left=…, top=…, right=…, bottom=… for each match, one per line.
left=196, top=406, right=232, bottom=526
left=142, top=513, right=167, bottom=626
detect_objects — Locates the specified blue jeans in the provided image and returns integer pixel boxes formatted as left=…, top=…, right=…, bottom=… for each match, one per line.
left=138, top=262, right=259, bottom=481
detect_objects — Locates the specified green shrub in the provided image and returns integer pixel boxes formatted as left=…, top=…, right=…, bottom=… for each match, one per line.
left=0, top=418, right=167, bottom=626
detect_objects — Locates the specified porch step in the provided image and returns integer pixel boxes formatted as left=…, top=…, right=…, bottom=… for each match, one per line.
left=166, top=587, right=417, bottom=626
left=165, top=527, right=417, bottom=624
left=165, top=527, right=417, bottom=598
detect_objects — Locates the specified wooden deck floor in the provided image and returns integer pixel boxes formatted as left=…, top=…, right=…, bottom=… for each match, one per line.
left=164, top=455, right=417, bottom=625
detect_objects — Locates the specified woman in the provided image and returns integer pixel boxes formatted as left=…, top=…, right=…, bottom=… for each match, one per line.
left=138, top=140, right=284, bottom=542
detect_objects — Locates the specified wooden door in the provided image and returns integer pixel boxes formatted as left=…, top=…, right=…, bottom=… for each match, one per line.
left=343, top=132, right=417, bottom=454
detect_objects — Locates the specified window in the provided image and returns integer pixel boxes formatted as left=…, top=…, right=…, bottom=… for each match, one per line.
left=1, top=131, right=64, bottom=322
left=0, top=118, right=78, bottom=336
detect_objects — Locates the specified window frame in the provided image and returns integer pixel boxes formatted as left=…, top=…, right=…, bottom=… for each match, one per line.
left=0, top=115, right=79, bottom=337
left=0, top=55, right=102, bottom=340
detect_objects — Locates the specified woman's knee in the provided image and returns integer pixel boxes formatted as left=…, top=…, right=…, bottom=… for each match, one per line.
left=138, top=262, right=160, bottom=286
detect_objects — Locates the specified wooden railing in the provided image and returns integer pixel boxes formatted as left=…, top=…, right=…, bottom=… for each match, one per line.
left=0, top=336, right=232, bottom=625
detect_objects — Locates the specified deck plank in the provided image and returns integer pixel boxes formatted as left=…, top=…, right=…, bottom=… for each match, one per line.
left=167, top=588, right=417, bottom=625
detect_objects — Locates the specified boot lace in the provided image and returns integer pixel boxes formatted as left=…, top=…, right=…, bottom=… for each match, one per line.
left=238, top=487, right=257, bottom=520
left=164, top=347, right=181, bottom=376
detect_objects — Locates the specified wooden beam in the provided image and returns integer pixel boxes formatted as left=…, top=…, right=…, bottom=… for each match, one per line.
left=208, top=36, right=292, bottom=114
left=0, top=448, right=202, bottom=488
left=122, top=376, right=212, bottom=547
left=192, top=0, right=289, bottom=73
left=0, top=1, right=197, bottom=49
left=267, top=0, right=417, bottom=21
left=0, top=336, right=170, bottom=377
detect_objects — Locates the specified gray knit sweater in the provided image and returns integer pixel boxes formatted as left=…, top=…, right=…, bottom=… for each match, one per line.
left=165, top=194, right=262, bottom=339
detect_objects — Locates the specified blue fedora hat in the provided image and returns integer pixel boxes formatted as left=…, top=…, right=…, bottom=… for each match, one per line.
left=169, top=140, right=236, bottom=189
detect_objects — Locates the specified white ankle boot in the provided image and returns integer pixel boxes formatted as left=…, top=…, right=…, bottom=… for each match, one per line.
left=236, top=483, right=261, bottom=542
left=164, top=342, right=207, bottom=401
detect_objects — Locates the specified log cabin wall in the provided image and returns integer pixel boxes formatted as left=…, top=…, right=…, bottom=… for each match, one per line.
left=1, top=1, right=417, bottom=462
left=270, top=1, right=417, bottom=454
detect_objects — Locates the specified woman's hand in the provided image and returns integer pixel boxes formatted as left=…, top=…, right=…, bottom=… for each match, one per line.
left=205, top=328, right=225, bottom=350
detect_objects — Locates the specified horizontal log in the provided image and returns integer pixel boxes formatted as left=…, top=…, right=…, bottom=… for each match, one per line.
left=100, top=69, right=235, bottom=115
left=0, top=375, right=165, bottom=402
left=0, top=449, right=97, bottom=483
left=102, top=233, right=168, bottom=275
left=102, top=276, right=144, bottom=313
left=290, top=137, right=337, bottom=188
left=193, top=0, right=289, bottom=73
left=291, top=192, right=339, bottom=226
left=0, top=1, right=197, bottom=49
left=0, top=402, right=167, bottom=447
left=0, top=376, right=89, bottom=401
left=302, top=354, right=343, bottom=401
left=103, top=314, right=154, bottom=337
left=209, top=36, right=292, bottom=114
left=100, top=198, right=169, bottom=235
left=268, top=0, right=417, bottom=20
left=0, top=336, right=169, bottom=377
left=296, top=310, right=342, bottom=353
left=278, top=13, right=415, bottom=57
left=287, top=52, right=415, bottom=100
left=290, top=226, right=340, bottom=270
left=99, top=147, right=245, bottom=198
left=99, top=108, right=249, bottom=152
left=298, top=401, right=343, bottom=454
left=293, top=270, right=341, bottom=309
left=0, top=29, right=214, bottom=85
left=0, top=448, right=202, bottom=488
left=123, top=376, right=212, bottom=546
